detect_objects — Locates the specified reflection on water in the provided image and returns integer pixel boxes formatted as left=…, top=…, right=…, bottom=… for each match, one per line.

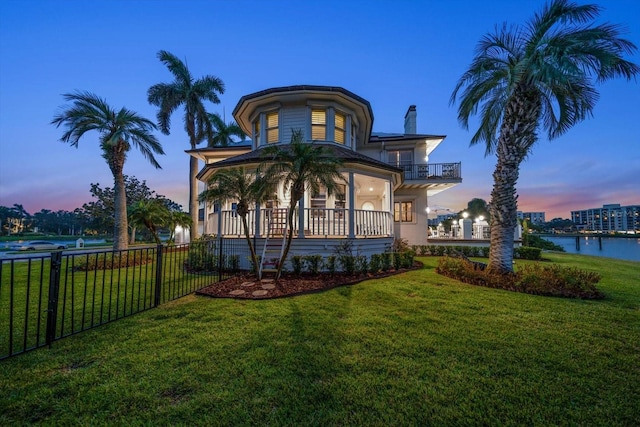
left=544, top=236, right=640, bottom=262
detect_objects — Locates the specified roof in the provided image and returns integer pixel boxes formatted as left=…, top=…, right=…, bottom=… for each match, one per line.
left=197, top=143, right=403, bottom=181
left=369, top=132, right=446, bottom=142
left=232, top=85, right=373, bottom=120
left=232, top=85, right=374, bottom=145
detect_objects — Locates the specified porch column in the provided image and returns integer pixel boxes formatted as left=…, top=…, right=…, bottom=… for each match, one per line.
left=348, top=172, right=355, bottom=239
left=298, top=195, right=305, bottom=238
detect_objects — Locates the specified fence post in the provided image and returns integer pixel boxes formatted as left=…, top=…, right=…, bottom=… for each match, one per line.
left=46, top=251, right=63, bottom=347
left=154, top=244, right=163, bottom=306
left=218, top=236, right=224, bottom=283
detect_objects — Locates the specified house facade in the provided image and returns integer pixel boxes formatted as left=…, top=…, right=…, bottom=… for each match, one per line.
left=189, top=85, right=461, bottom=268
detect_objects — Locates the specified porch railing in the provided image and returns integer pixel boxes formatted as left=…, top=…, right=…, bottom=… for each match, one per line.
left=219, top=208, right=392, bottom=238
left=394, top=162, right=462, bottom=181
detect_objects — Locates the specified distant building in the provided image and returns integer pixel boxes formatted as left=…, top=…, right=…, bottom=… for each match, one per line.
left=517, top=211, right=546, bottom=225
left=571, top=204, right=640, bottom=233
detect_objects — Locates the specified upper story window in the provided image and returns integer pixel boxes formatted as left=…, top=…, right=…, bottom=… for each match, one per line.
left=266, top=112, right=279, bottom=143
left=335, top=112, right=345, bottom=144
left=388, top=150, right=413, bottom=166
left=311, top=109, right=326, bottom=140
left=253, top=120, right=260, bottom=143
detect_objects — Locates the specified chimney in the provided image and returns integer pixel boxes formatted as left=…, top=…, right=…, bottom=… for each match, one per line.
left=404, top=105, right=417, bottom=134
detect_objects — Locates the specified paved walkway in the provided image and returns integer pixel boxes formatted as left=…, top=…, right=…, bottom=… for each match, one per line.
left=228, top=279, right=276, bottom=297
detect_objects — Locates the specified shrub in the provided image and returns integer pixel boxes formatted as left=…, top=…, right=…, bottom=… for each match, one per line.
left=402, top=251, right=414, bottom=268
left=369, top=253, right=382, bottom=273
left=514, top=246, right=542, bottom=260
left=393, top=252, right=402, bottom=270
left=303, top=255, right=323, bottom=275
left=481, top=246, right=490, bottom=257
left=356, top=255, right=369, bottom=275
left=73, top=252, right=154, bottom=271
left=326, top=255, right=336, bottom=276
left=381, top=253, right=392, bottom=272
left=291, top=256, right=303, bottom=276
left=228, top=255, right=240, bottom=272
left=338, top=255, right=356, bottom=275
left=391, top=238, right=410, bottom=253
left=517, top=264, right=602, bottom=298
left=435, top=257, right=603, bottom=299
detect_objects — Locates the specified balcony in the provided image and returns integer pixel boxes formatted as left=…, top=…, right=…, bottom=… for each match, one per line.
left=394, top=162, right=462, bottom=181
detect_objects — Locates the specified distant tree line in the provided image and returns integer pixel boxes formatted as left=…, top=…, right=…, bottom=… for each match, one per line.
left=0, top=175, right=188, bottom=243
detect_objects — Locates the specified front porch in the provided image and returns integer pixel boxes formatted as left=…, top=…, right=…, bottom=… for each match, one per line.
left=213, top=207, right=393, bottom=239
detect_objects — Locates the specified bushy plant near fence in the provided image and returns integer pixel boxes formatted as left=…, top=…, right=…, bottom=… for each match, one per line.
left=435, top=257, right=603, bottom=299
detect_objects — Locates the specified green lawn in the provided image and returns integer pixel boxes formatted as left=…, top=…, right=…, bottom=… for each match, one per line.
left=1, top=253, right=638, bottom=425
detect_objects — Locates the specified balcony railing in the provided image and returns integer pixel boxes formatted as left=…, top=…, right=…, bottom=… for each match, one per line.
left=392, top=162, right=462, bottom=181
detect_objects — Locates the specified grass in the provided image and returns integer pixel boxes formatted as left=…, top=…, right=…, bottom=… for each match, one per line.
left=1, top=253, right=639, bottom=425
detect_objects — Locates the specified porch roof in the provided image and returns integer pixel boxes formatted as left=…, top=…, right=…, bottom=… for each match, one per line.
left=197, top=143, right=403, bottom=181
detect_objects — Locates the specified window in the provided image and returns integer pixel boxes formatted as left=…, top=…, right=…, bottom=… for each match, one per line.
left=266, top=112, right=279, bottom=143
left=311, top=109, right=326, bottom=140
left=335, top=112, right=345, bottom=144
left=253, top=120, right=260, bottom=144
left=394, top=201, right=413, bottom=222
left=387, top=150, right=413, bottom=167
left=335, top=184, right=346, bottom=209
left=311, top=189, right=326, bottom=217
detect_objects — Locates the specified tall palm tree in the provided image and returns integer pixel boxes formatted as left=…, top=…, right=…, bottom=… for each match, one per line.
left=198, top=167, right=276, bottom=277
left=128, top=199, right=170, bottom=244
left=207, top=112, right=246, bottom=147
left=52, top=91, right=164, bottom=250
left=261, top=130, right=346, bottom=279
left=450, top=0, right=638, bottom=274
left=147, top=50, right=225, bottom=242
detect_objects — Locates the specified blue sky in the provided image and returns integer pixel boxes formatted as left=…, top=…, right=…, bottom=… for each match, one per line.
left=0, top=0, right=638, bottom=220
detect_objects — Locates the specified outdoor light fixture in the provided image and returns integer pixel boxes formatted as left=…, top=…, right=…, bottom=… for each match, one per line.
left=462, top=212, right=469, bottom=219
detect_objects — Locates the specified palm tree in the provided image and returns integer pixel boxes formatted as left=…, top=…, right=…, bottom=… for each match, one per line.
left=52, top=91, right=164, bottom=250
left=147, top=50, right=225, bottom=242
left=198, top=167, right=276, bottom=277
left=450, top=0, right=638, bottom=274
left=261, top=130, right=346, bottom=279
left=207, top=112, right=246, bottom=147
left=128, top=199, right=170, bottom=244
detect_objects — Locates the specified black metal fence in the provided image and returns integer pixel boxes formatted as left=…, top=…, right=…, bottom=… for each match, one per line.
left=0, top=239, right=242, bottom=360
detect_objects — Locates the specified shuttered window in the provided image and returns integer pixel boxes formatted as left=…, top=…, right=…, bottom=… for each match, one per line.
left=311, top=109, right=326, bottom=140
left=335, top=112, right=345, bottom=144
left=266, top=112, right=279, bottom=143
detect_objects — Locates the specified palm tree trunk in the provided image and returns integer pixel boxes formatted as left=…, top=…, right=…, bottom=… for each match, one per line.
left=113, top=171, right=129, bottom=251
left=189, top=155, right=199, bottom=242
left=276, top=204, right=297, bottom=280
left=241, top=215, right=259, bottom=277
left=488, top=88, right=539, bottom=274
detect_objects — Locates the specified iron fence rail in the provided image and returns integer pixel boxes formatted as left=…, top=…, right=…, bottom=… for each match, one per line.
left=0, top=239, right=240, bottom=360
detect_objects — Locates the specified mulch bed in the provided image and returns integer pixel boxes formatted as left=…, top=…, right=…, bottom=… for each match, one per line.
left=196, top=262, right=422, bottom=300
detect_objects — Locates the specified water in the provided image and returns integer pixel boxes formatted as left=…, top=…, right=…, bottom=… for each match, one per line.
left=544, top=236, right=640, bottom=262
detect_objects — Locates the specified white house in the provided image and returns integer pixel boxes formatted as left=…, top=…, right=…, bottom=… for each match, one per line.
left=188, top=85, right=462, bottom=269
